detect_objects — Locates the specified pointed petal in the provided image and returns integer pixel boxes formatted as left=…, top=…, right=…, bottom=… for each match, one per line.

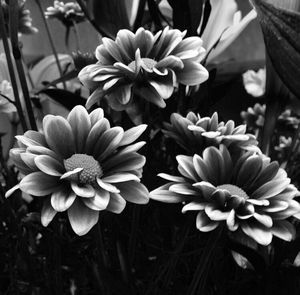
left=68, top=199, right=99, bottom=235
left=83, top=187, right=110, bottom=211
left=106, top=193, right=126, bottom=213
left=34, top=155, right=64, bottom=177
left=41, top=198, right=57, bottom=226
left=20, top=172, right=60, bottom=196
left=116, top=181, right=149, bottom=204
left=67, top=105, right=91, bottom=153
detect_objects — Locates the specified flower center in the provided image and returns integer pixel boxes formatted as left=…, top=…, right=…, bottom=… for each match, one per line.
left=128, top=57, right=157, bottom=71
left=217, top=184, right=249, bottom=200
left=64, top=154, right=103, bottom=184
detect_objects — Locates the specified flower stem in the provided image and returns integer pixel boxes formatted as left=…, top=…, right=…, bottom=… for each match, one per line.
left=9, top=0, right=37, bottom=131
left=0, top=3, right=27, bottom=131
left=35, top=0, right=67, bottom=90
left=187, top=226, right=224, bottom=295
left=72, top=21, right=81, bottom=51
left=177, top=84, right=187, bottom=115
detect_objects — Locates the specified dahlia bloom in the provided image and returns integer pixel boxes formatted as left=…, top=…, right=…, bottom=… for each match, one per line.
left=150, top=145, right=300, bottom=245
left=163, top=111, right=259, bottom=155
left=6, top=106, right=149, bottom=235
left=78, top=27, right=209, bottom=111
left=1, top=0, right=38, bottom=35
left=45, top=1, right=85, bottom=27
left=242, top=68, right=266, bottom=97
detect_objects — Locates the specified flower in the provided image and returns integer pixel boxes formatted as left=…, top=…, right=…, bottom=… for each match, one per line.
left=243, top=68, right=266, bottom=97
left=150, top=145, right=300, bottom=246
left=1, top=0, right=38, bottom=35
left=6, top=106, right=149, bottom=235
left=199, top=0, right=257, bottom=63
left=241, top=103, right=265, bottom=132
left=78, top=27, right=208, bottom=112
left=275, top=136, right=292, bottom=161
left=278, top=109, right=300, bottom=129
left=45, top=1, right=85, bottom=27
left=163, top=111, right=259, bottom=155
left=0, top=80, right=16, bottom=113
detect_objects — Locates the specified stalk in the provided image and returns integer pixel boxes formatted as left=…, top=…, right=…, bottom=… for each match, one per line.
left=0, top=3, right=27, bottom=131
left=187, top=226, right=224, bottom=295
left=35, top=0, right=66, bottom=89
left=9, top=0, right=37, bottom=131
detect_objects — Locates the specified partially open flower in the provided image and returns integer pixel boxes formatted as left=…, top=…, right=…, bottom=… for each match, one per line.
left=150, top=145, right=300, bottom=246
left=6, top=106, right=149, bottom=235
left=45, top=1, right=85, bottom=27
left=163, top=111, right=259, bottom=155
left=1, top=0, right=38, bottom=35
left=78, top=27, right=208, bottom=112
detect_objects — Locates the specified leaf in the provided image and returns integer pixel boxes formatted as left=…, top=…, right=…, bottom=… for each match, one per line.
left=40, top=89, right=86, bottom=110
left=92, top=0, right=130, bottom=36
left=251, top=0, right=300, bottom=98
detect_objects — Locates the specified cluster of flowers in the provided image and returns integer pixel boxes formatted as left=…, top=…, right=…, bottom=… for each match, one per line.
left=5, top=25, right=300, bottom=249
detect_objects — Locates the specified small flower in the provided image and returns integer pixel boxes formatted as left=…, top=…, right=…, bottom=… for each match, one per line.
left=78, top=27, right=208, bottom=112
left=163, top=111, right=259, bottom=155
left=6, top=106, right=149, bottom=235
left=242, top=68, right=266, bottom=97
left=275, top=136, right=292, bottom=161
left=45, top=1, right=85, bottom=27
left=278, top=109, right=300, bottom=129
left=1, top=0, right=38, bottom=35
left=241, top=103, right=266, bottom=132
left=150, top=145, right=300, bottom=246
left=0, top=80, right=16, bottom=113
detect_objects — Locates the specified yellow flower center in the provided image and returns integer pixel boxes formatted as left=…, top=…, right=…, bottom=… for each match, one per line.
left=217, top=184, right=248, bottom=200
left=64, top=154, right=103, bottom=184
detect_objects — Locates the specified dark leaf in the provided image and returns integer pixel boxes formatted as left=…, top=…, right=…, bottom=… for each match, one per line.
left=251, top=0, right=300, bottom=98
left=39, top=89, right=86, bottom=110
left=188, top=0, right=204, bottom=35
left=91, top=0, right=130, bottom=37
left=147, top=0, right=163, bottom=30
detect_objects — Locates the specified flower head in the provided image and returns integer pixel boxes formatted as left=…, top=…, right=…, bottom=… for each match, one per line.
left=1, top=0, right=38, bottom=35
left=7, top=106, right=149, bottom=235
left=243, top=68, right=266, bottom=97
left=163, top=111, right=259, bottom=155
left=45, top=1, right=85, bottom=27
left=241, top=103, right=266, bottom=132
left=150, top=145, right=300, bottom=245
left=78, top=27, right=208, bottom=112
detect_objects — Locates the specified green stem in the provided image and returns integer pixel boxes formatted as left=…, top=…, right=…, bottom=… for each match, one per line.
left=9, top=0, right=37, bottom=131
left=0, top=4, right=27, bottom=131
left=35, top=0, right=66, bottom=90
left=177, top=84, right=187, bottom=115
left=187, top=226, right=224, bottom=295
left=72, top=21, right=81, bottom=51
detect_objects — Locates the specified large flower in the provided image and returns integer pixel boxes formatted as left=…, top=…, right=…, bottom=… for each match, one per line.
left=6, top=106, right=149, bottom=235
left=150, top=145, right=300, bottom=246
left=1, top=0, right=38, bottom=35
left=45, top=1, right=85, bottom=27
left=163, top=111, right=259, bottom=155
left=78, top=27, right=209, bottom=111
